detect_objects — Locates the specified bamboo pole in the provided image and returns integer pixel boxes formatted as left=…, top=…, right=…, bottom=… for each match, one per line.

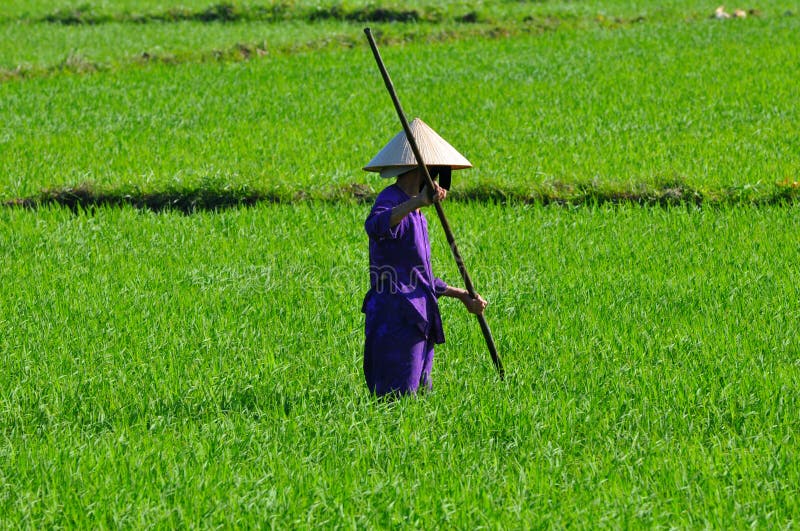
left=364, top=28, right=505, bottom=379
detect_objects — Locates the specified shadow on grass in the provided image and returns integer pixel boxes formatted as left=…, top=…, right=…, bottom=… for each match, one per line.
left=36, top=2, right=460, bottom=25
left=2, top=182, right=377, bottom=214
left=3, top=181, right=799, bottom=214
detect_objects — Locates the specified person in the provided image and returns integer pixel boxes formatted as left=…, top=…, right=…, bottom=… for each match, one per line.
left=361, top=118, right=487, bottom=398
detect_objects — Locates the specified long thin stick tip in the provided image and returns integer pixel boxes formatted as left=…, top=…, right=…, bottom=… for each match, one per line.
left=364, top=27, right=371, bottom=35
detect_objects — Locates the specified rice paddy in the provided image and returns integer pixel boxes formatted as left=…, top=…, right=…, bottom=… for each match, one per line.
left=2, top=0, right=799, bottom=526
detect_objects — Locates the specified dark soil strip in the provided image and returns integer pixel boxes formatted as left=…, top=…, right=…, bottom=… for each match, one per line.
left=31, top=3, right=458, bottom=25
left=4, top=184, right=284, bottom=214
left=4, top=182, right=798, bottom=214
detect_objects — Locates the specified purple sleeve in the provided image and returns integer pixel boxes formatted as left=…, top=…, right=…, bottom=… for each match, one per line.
left=365, top=199, right=406, bottom=240
left=434, top=277, right=448, bottom=296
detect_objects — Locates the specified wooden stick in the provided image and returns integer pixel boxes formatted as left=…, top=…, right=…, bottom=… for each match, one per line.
left=364, top=28, right=505, bottom=379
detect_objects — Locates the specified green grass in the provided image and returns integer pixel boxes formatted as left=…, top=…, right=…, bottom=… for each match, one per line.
left=2, top=2, right=799, bottom=525
left=1, top=202, right=798, bottom=526
left=0, top=18, right=361, bottom=69
left=2, top=1, right=794, bottom=72
left=2, top=12, right=799, bottom=202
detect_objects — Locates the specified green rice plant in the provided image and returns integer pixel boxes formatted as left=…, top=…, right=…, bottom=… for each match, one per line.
left=1, top=1, right=795, bottom=70
left=1, top=1, right=798, bottom=527
left=0, top=202, right=798, bottom=526
left=1, top=12, right=798, bottom=202
left=0, top=18, right=363, bottom=69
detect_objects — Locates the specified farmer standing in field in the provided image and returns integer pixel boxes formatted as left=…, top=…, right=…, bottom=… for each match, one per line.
left=361, top=118, right=487, bottom=398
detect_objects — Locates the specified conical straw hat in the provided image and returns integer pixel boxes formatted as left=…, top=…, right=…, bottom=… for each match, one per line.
left=363, top=118, right=472, bottom=178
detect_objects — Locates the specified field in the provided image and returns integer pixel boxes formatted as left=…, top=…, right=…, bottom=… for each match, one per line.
left=2, top=0, right=799, bottom=527
left=2, top=1, right=799, bottom=202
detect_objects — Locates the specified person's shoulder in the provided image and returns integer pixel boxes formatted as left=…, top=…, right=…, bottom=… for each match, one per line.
left=374, top=183, right=405, bottom=205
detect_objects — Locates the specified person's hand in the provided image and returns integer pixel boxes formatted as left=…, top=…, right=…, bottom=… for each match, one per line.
left=418, top=182, right=447, bottom=207
left=463, top=293, right=488, bottom=315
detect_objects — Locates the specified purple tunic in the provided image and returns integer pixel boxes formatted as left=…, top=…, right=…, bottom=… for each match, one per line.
left=362, top=184, right=448, bottom=396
